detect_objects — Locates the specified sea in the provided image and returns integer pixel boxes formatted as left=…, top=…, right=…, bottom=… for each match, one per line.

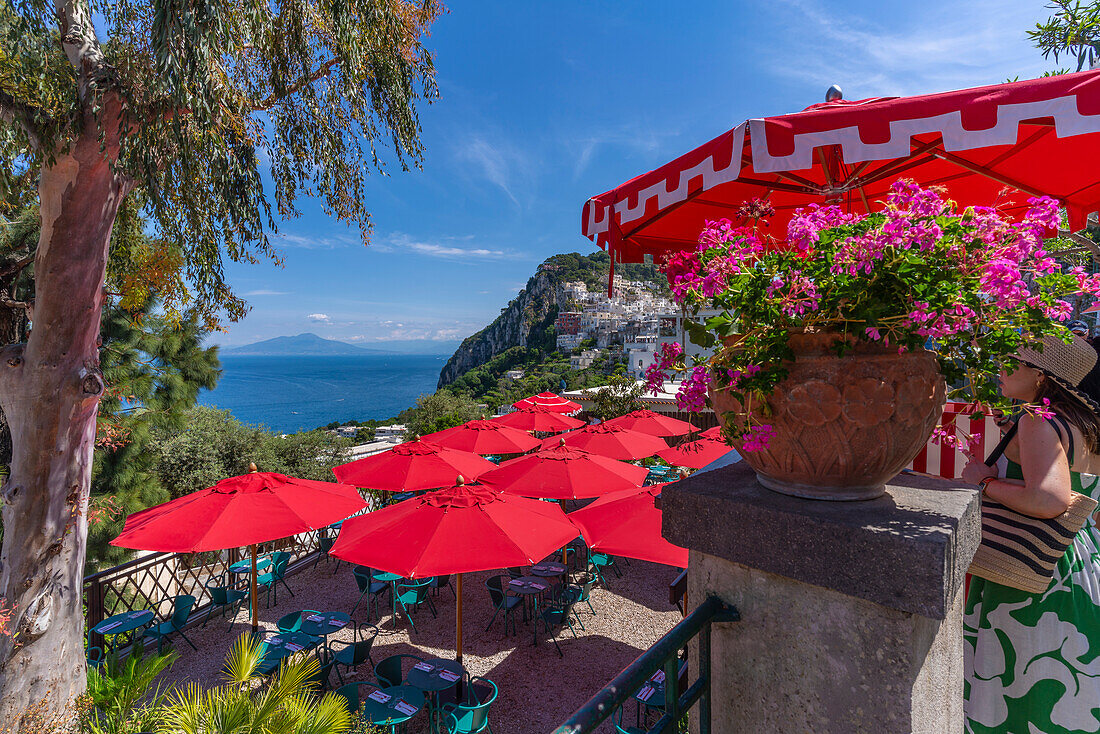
left=197, top=354, right=449, bottom=434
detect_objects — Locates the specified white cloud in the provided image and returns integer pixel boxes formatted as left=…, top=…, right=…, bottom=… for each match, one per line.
left=454, top=136, right=531, bottom=208
left=378, top=232, right=520, bottom=261
left=242, top=289, right=290, bottom=297
left=761, top=0, right=1049, bottom=99
left=275, top=232, right=359, bottom=250
left=308, top=313, right=331, bottom=323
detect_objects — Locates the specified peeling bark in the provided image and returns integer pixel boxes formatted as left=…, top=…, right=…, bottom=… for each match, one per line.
left=0, top=97, right=127, bottom=727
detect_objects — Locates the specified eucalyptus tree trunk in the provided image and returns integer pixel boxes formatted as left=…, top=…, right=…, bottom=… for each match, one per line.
left=0, top=103, right=126, bottom=726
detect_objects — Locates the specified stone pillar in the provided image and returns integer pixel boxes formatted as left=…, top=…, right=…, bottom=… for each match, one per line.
left=663, top=461, right=980, bottom=734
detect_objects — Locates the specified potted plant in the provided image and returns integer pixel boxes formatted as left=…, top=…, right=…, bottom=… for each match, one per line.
left=645, top=181, right=1100, bottom=500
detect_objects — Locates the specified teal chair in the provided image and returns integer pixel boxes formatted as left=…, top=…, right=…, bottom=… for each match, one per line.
left=565, top=572, right=598, bottom=628
left=428, top=574, right=456, bottom=599
left=333, top=681, right=361, bottom=717
left=538, top=585, right=579, bottom=657
left=330, top=622, right=379, bottom=684
left=258, top=551, right=294, bottom=607
left=314, top=534, right=340, bottom=573
left=612, top=705, right=645, bottom=734
left=203, top=573, right=247, bottom=628
left=440, top=677, right=498, bottom=733
left=277, top=610, right=318, bottom=634
left=394, top=578, right=436, bottom=634
left=305, top=646, right=337, bottom=694
left=589, top=553, right=619, bottom=588
left=142, top=595, right=197, bottom=652
left=374, top=653, right=424, bottom=688
left=484, top=575, right=522, bottom=635
left=350, top=565, right=389, bottom=618
left=86, top=644, right=105, bottom=670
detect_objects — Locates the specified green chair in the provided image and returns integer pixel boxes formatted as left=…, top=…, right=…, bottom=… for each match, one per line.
left=484, top=575, right=522, bottom=635
left=203, top=573, right=247, bottom=628
left=564, top=572, right=598, bottom=629
left=440, top=677, right=498, bottom=733
left=589, top=553, right=619, bottom=588
left=86, top=644, right=105, bottom=670
left=394, top=578, right=436, bottom=634
left=277, top=610, right=318, bottom=634
left=538, top=585, right=579, bottom=657
left=350, top=565, right=389, bottom=618
left=333, top=682, right=361, bottom=717
left=142, top=594, right=197, bottom=652
left=330, top=622, right=379, bottom=684
left=428, top=574, right=456, bottom=599
left=374, top=653, right=425, bottom=688
left=258, top=551, right=294, bottom=607
left=314, top=534, right=340, bottom=573
left=305, top=646, right=337, bottom=694
left=612, top=705, right=645, bottom=734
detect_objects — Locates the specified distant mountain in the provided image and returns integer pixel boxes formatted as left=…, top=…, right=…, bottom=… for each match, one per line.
left=223, top=333, right=460, bottom=356
left=224, top=333, right=386, bottom=356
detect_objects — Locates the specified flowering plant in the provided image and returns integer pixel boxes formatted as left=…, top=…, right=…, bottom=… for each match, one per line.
left=646, top=180, right=1100, bottom=451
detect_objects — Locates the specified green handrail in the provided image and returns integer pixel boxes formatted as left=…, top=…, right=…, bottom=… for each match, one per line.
left=552, top=594, right=739, bottom=734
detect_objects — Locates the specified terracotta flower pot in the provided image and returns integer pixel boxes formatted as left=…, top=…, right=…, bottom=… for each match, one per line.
left=711, top=331, right=945, bottom=500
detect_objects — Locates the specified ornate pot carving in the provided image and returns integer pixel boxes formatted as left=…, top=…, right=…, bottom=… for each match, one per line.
left=711, top=331, right=945, bottom=500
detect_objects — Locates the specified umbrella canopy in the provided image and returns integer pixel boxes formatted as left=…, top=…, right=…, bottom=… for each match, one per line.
left=604, top=409, right=697, bottom=437
left=540, top=423, right=668, bottom=460
left=330, top=481, right=577, bottom=577
left=112, top=472, right=366, bottom=552
left=422, top=419, right=542, bottom=455
left=569, top=484, right=688, bottom=568
left=331, top=439, right=497, bottom=490
left=330, top=479, right=578, bottom=666
left=478, top=442, right=648, bottom=500
left=656, top=436, right=734, bottom=470
left=512, top=392, right=582, bottom=415
left=492, top=405, right=585, bottom=433
left=112, top=470, right=366, bottom=630
left=700, top=426, right=723, bottom=439
left=583, top=70, right=1100, bottom=268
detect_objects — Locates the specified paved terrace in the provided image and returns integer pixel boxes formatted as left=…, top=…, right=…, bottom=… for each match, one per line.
left=160, top=554, right=683, bottom=733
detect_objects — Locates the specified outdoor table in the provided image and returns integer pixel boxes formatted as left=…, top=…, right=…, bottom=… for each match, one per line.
left=229, top=555, right=272, bottom=618
left=360, top=684, right=426, bottom=731
left=407, top=658, right=466, bottom=733
left=372, top=571, right=405, bottom=628
left=507, top=575, right=551, bottom=646
left=258, top=630, right=320, bottom=675
left=297, top=611, right=350, bottom=637
left=529, top=561, right=567, bottom=578
left=91, top=609, right=154, bottom=651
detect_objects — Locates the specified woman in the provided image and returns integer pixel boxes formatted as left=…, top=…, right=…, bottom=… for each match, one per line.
left=961, top=334, right=1100, bottom=734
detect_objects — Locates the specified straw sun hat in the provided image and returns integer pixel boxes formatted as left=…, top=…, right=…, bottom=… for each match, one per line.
left=1015, top=334, right=1100, bottom=415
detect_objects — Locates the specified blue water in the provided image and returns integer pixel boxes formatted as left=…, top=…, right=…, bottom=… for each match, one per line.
left=198, top=354, right=448, bottom=433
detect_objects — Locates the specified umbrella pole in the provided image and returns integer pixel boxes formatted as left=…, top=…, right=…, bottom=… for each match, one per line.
left=559, top=500, right=569, bottom=565
left=456, top=573, right=465, bottom=700
left=250, top=543, right=259, bottom=632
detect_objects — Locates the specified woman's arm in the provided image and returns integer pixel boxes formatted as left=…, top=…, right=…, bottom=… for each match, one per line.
left=983, top=414, right=1073, bottom=519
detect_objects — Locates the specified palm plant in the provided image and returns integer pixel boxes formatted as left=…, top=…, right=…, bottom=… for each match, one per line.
left=157, top=633, right=354, bottom=734
left=79, top=648, right=179, bottom=734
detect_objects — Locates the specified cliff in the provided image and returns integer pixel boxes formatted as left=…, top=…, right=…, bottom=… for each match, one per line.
left=437, top=251, right=666, bottom=388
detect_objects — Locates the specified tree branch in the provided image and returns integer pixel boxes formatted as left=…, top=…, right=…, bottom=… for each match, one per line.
left=0, top=255, right=35, bottom=281
left=53, top=0, right=113, bottom=103
left=249, top=58, right=340, bottom=112
left=1058, top=229, right=1100, bottom=261
left=0, top=90, right=44, bottom=150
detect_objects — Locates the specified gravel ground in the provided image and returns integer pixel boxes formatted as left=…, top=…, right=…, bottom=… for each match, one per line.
left=160, top=554, right=683, bottom=733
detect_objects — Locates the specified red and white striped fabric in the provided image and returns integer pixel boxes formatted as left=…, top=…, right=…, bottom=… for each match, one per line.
left=907, top=403, right=1002, bottom=480
left=511, top=392, right=582, bottom=416
left=583, top=71, right=1100, bottom=267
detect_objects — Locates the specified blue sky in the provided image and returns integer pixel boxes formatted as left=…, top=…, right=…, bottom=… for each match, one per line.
left=213, top=0, right=1055, bottom=349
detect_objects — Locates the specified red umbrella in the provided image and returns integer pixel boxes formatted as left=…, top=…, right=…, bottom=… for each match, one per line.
left=112, top=469, right=366, bottom=630
left=605, top=409, right=697, bottom=437
left=583, top=71, right=1100, bottom=272
left=478, top=442, right=648, bottom=500
left=330, top=479, right=578, bottom=665
left=700, top=426, right=723, bottom=439
left=492, top=405, right=585, bottom=433
left=331, top=439, right=497, bottom=490
left=656, top=436, right=734, bottom=469
left=540, top=423, right=667, bottom=460
left=422, top=419, right=542, bottom=455
left=569, top=484, right=688, bottom=568
left=512, top=392, right=582, bottom=415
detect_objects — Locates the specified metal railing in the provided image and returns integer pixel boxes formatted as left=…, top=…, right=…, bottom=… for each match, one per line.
left=552, top=594, right=739, bottom=734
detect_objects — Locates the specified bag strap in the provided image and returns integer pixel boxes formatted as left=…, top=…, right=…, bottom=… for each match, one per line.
left=985, top=421, right=1018, bottom=467
left=1046, top=414, right=1076, bottom=465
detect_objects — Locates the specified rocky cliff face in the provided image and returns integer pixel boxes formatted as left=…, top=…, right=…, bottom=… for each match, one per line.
left=438, top=267, right=561, bottom=388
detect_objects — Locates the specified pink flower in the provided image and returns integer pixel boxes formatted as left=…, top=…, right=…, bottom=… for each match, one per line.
left=644, top=342, right=685, bottom=395
left=1034, top=398, right=1056, bottom=420
left=741, top=424, right=775, bottom=452
left=787, top=204, right=862, bottom=253
left=675, top=366, right=711, bottom=412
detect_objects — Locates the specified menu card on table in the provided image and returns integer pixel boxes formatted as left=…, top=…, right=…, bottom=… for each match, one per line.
left=267, top=636, right=282, bottom=644
left=98, top=620, right=123, bottom=632
left=637, top=686, right=655, bottom=702
left=306, top=614, right=323, bottom=621
left=127, top=610, right=147, bottom=618
left=413, top=662, right=434, bottom=672
left=326, top=618, right=343, bottom=626
left=367, top=690, right=391, bottom=704
left=438, top=669, right=460, bottom=682
left=393, top=700, right=418, bottom=716
left=508, top=579, right=523, bottom=587
left=532, top=565, right=546, bottom=571
left=651, top=670, right=665, bottom=684
left=285, top=643, right=303, bottom=652
left=531, top=582, right=547, bottom=590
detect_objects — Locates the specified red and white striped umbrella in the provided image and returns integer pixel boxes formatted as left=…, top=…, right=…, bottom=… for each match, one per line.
left=540, top=423, right=667, bottom=460
left=583, top=71, right=1100, bottom=270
